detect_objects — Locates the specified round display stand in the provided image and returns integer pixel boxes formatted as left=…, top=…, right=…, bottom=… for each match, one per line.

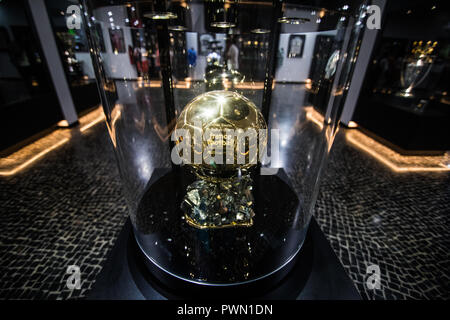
left=130, top=223, right=314, bottom=299
left=130, top=167, right=313, bottom=298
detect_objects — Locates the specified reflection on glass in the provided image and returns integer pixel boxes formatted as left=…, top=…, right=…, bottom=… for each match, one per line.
left=353, top=2, right=450, bottom=153
left=82, top=0, right=360, bottom=286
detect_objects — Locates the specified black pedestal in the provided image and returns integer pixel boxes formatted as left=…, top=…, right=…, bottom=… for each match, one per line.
left=87, top=217, right=360, bottom=300
left=355, top=92, right=450, bottom=154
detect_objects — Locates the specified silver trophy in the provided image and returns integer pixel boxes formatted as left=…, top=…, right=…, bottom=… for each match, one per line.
left=397, top=41, right=437, bottom=98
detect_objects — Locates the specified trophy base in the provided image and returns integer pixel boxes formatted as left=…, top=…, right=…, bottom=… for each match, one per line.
left=87, top=216, right=361, bottom=300
left=134, top=223, right=309, bottom=298
left=134, top=167, right=308, bottom=286
left=182, top=175, right=255, bottom=229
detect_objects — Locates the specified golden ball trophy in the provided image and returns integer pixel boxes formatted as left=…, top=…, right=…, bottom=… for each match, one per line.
left=174, top=90, right=267, bottom=229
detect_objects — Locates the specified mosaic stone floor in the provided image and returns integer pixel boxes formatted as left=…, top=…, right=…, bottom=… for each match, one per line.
left=316, top=133, right=449, bottom=300
left=0, top=117, right=449, bottom=300
left=0, top=124, right=128, bottom=299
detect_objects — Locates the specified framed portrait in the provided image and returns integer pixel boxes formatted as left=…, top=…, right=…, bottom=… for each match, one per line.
left=287, top=34, right=305, bottom=58
left=198, top=33, right=214, bottom=56
left=109, top=28, right=125, bottom=53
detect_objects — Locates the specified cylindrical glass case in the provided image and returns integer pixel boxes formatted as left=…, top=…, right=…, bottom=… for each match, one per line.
left=81, top=0, right=364, bottom=288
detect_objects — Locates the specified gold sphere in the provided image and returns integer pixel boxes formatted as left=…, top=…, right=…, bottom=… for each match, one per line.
left=175, top=90, right=267, bottom=180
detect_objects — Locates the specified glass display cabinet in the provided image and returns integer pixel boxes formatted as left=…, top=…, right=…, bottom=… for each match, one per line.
left=80, top=0, right=365, bottom=295
left=353, top=1, right=450, bottom=153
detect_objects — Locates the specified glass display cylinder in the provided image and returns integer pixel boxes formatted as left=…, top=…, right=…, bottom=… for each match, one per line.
left=81, top=0, right=364, bottom=287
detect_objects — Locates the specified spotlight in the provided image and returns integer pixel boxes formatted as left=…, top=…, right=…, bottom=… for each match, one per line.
left=144, top=12, right=177, bottom=20
left=250, top=28, right=270, bottom=34
left=278, top=17, right=310, bottom=24
left=210, top=21, right=236, bottom=28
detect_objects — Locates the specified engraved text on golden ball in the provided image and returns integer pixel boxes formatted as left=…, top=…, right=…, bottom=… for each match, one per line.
left=175, top=90, right=267, bottom=178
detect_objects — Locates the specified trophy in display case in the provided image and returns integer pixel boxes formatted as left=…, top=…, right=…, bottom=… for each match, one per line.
left=397, top=40, right=437, bottom=98
left=174, top=90, right=267, bottom=229
left=81, top=0, right=364, bottom=294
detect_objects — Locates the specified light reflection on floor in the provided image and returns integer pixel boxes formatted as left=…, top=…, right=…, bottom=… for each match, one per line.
left=304, top=106, right=449, bottom=173
left=0, top=107, right=104, bottom=176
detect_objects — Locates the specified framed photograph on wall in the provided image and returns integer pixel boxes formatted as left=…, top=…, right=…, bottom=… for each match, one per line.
left=109, top=28, right=125, bottom=53
left=198, top=33, right=214, bottom=56
left=287, top=34, right=305, bottom=58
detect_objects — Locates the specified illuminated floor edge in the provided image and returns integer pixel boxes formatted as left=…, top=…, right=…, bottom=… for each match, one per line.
left=305, top=107, right=449, bottom=173
left=345, top=130, right=449, bottom=173
left=2, top=105, right=447, bottom=176
left=0, top=107, right=104, bottom=176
